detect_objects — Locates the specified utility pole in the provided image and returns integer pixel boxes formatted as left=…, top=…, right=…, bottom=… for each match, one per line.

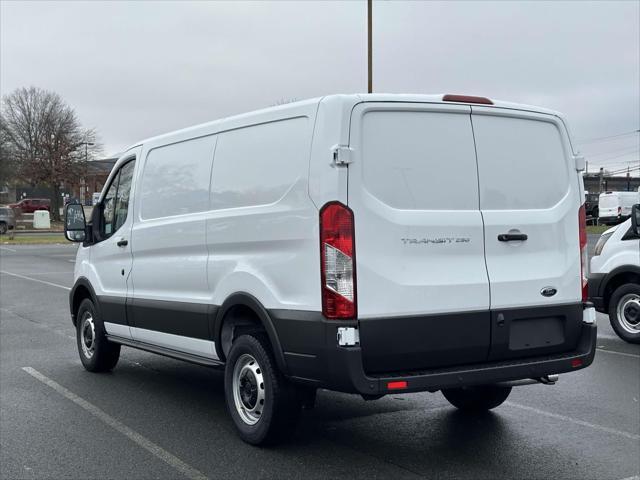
left=599, top=167, right=604, bottom=193
left=368, top=0, right=372, bottom=94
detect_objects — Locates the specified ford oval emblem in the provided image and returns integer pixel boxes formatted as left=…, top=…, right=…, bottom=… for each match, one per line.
left=541, top=287, right=557, bottom=297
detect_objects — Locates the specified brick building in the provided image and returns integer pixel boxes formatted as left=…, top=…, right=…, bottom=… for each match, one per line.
left=7, top=156, right=117, bottom=206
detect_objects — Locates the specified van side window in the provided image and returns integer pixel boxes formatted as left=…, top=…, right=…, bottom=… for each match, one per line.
left=102, top=160, right=136, bottom=239
left=211, top=117, right=308, bottom=210
left=139, top=136, right=215, bottom=220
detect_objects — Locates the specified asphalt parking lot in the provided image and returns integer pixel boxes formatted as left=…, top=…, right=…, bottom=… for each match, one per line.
left=1, top=239, right=638, bottom=480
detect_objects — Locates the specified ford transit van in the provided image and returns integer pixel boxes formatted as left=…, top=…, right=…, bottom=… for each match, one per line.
left=64, top=94, right=597, bottom=445
left=598, top=191, right=638, bottom=225
left=590, top=203, right=640, bottom=343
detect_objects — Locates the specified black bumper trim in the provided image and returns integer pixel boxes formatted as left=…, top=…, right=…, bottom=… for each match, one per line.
left=332, top=323, right=596, bottom=395
left=588, top=273, right=606, bottom=312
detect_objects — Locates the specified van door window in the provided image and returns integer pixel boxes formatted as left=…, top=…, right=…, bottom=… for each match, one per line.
left=102, top=172, right=120, bottom=238
left=114, top=161, right=135, bottom=231
left=101, top=160, right=136, bottom=239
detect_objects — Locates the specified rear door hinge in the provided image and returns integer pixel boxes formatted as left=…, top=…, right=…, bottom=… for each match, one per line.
left=332, top=145, right=353, bottom=166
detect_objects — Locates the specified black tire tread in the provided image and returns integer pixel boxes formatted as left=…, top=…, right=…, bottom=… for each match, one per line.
left=442, top=385, right=512, bottom=411
left=76, top=298, right=120, bottom=372
left=224, top=333, right=301, bottom=445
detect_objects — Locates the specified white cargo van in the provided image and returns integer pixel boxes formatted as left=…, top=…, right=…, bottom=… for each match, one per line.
left=598, top=191, right=638, bottom=225
left=64, top=94, right=596, bottom=445
left=590, top=204, right=640, bottom=343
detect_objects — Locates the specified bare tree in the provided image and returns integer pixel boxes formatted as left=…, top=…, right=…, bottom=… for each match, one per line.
left=0, top=87, right=102, bottom=220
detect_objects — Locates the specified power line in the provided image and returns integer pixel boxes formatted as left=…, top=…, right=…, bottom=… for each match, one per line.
left=586, top=145, right=640, bottom=158
left=577, top=129, right=639, bottom=145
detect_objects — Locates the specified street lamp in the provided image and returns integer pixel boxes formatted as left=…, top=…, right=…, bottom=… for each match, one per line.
left=80, top=142, right=95, bottom=162
left=79, top=142, right=94, bottom=206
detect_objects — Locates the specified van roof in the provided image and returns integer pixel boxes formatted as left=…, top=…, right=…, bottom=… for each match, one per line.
left=131, top=94, right=565, bottom=153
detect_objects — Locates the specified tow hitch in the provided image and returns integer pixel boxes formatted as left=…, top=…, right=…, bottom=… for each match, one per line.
left=496, top=374, right=559, bottom=388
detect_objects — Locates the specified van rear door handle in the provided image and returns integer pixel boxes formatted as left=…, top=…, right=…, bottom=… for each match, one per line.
left=117, top=238, right=128, bottom=247
left=498, top=233, right=528, bottom=242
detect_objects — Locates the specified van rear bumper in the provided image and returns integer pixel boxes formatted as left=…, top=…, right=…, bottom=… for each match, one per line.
left=327, top=322, right=596, bottom=395
left=271, top=306, right=597, bottom=395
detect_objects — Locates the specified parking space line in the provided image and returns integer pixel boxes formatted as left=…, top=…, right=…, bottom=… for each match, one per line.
left=12, top=271, right=74, bottom=276
left=505, top=401, right=640, bottom=441
left=0, top=270, right=71, bottom=291
left=597, top=348, right=640, bottom=359
left=22, top=367, right=208, bottom=480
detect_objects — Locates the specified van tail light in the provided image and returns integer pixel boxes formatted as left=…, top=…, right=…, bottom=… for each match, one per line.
left=579, top=204, right=588, bottom=302
left=320, top=202, right=357, bottom=319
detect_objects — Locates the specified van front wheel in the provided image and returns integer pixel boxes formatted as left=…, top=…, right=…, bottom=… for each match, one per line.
left=608, top=283, right=640, bottom=344
left=441, top=385, right=512, bottom=411
left=224, top=333, right=301, bottom=445
left=76, top=298, right=120, bottom=372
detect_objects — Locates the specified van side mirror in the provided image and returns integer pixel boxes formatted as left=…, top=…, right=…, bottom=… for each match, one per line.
left=65, top=203, right=87, bottom=242
left=632, top=204, right=640, bottom=235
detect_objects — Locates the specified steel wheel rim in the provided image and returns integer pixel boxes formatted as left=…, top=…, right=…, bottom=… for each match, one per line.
left=617, top=293, right=640, bottom=334
left=80, top=312, right=96, bottom=359
left=232, top=353, right=265, bottom=426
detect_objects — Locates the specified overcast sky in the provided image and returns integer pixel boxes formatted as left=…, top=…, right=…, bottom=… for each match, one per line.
left=1, top=0, right=638, bottom=173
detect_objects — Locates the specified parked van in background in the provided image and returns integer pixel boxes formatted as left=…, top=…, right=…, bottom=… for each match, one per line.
left=598, top=191, right=637, bottom=225
left=590, top=202, right=640, bottom=343
left=64, top=94, right=596, bottom=445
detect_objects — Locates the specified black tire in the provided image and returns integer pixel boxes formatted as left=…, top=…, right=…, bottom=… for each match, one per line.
left=608, top=283, right=640, bottom=344
left=441, top=385, right=512, bottom=411
left=76, top=298, right=121, bottom=372
left=0, top=222, right=7, bottom=235
left=224, top=333, right=301, bottom=445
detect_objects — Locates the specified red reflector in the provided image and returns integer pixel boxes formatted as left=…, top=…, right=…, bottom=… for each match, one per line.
left=571, top=358, right=583, bottom=368
left=387, top=381, right=408, bottom=390
left=443, top=94, right=493, bottom=105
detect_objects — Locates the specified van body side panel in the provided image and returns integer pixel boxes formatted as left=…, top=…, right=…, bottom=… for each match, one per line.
left=347, top=103, right=491, bottom=372
left=207, top=112, right=321, bottom=314
left=129, top=136, right=217, bottom=357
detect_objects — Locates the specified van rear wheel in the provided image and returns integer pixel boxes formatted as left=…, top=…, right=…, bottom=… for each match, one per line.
left=224, top=333, right=301, bottom=445
left=441, top=385, right=512, bottom=411
left=608, top=283, right=640, bottom=344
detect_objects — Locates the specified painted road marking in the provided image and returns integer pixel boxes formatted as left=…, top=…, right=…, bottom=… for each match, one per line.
left=22, top=367, right=208, bottom=480
left=597, top=348, right=640, bottom=359
left=505, top=401, right=640, bottom=441
left=0, top=246, right=17, bottom=252
left=0, top=270, right=71, bottom=291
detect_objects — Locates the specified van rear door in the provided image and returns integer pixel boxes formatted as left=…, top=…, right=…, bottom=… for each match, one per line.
left=599, top=193, right=619, bottom=219
left=347, top=103, right=490, bottom=373
left=471, top=107, right=583, bottom=360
